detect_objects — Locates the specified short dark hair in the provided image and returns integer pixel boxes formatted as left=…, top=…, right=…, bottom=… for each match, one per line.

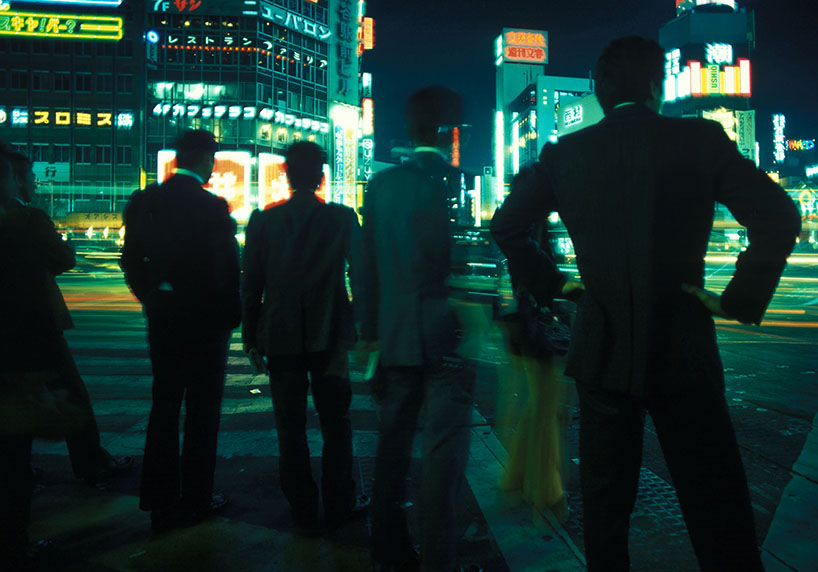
left=174, top=129, right=218, bottom=169
left=3, top=151, right=32, bottom=180
left=406, top=85, right=464, bottom=147
left=594, top=36, right=665, bottom=114
left=286, top=141, right=325, bottom=192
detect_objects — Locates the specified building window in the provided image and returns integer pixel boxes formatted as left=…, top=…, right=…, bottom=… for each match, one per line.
left=116, top=146, right=132, bottom=165
left=32, top=71, right=50, bottom=91
left=117, top=40, right=134, bottom=58
left=117, top=75, right=133, bottom=93
left=9, top=39, right=27, bottom=53
left=75, top=42, right=93, bottom=56
left=54, top=144, right=70, bottom=162
left=97, top=42, right=114, bottom=57
left=54, top=73, right=71, bottom=91
left=32, top=41, right=50, bottom=55
left=31, top=144, right=49, bottom=162
left=76, top=73, right=93, bottom=92
left=75, top=145, right=92, bottom=164
left=11, top=70, right=28, bottom=90
left=96, top=145, right=112, bottom=164
left=97, top=74, right=113, bottom=93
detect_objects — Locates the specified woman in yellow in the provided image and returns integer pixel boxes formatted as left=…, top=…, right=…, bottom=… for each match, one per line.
left=495, top=225, right=574, bottom=524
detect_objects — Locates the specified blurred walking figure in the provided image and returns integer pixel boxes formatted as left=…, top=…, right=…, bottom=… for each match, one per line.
left=121, top=129, right=241, bottom=532
left=242, top=141, right=369, bottom=532
left=2, top=150, right=133, bottom=485
left=491, top=36, right=800, bottom=571
left=495, top=222, right=574, bottom=524
left=362, top=86, right=478, bottom=572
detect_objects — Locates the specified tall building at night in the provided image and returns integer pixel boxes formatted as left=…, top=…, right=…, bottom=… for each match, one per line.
left=659, top=0, right=757, bottom=163
left=0, top=0, right=146, bottom=218
left=0, top=0, right=371, bottom=223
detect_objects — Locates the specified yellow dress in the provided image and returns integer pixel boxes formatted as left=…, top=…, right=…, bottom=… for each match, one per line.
left=497, top=322, right=572, bottom=523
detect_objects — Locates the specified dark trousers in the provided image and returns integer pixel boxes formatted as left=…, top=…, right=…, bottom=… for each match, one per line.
left=139, top=328, right=229, bottom=511
left=52, top=333, right=110, bottom=479
left=267, top=349, right=355, bottom=523
left=0, top=435, right=33, bottom=568
left=372, top=356, right=475, bottom=572
left=577, top=381, right=764, bottom=572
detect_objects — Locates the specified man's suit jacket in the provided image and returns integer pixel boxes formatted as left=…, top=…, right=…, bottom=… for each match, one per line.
left=125, top=173, right=241, bottom=336
left=242, top=191, right=362, bottom=357
left=361, top=150, right=466, bottom=367
left=491, top=104, right=801, bottom=397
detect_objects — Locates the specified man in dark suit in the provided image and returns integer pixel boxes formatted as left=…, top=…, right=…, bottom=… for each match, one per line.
left=123, top=130, right=241, bottom=531
left=491, top=36, right=801, bottom=571
left=361, top=86, right=478, bottom=572
left=3, top=151, right=132, bottom=484
left=242, top=141, right=368, bottom=531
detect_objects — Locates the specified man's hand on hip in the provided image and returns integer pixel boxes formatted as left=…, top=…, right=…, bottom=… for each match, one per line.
left=682, top=283, right=732, bottom=320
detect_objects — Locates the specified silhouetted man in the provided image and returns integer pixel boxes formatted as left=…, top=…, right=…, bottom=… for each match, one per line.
left=242, top=141, right=368, bottom=531
left=362, top=86, right=478, bottom=572
left=491, top=36, right=801, bottom=571
left=122, top=129, right=241, bottom=531
left=3, top=150, right=132, bottom=484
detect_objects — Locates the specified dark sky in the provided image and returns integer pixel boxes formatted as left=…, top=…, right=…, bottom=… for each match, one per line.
left=363, top=0, right=818, bottom=172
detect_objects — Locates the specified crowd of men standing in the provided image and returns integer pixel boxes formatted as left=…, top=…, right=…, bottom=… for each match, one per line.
left=0, top=35, right=803, bottom=572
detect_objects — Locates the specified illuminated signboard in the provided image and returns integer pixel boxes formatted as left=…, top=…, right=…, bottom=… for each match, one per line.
left=151, top=103, right=329, bottom=134
left=806, top=165, right=818, bottom=179
left=0, top=106, right=134, bottom=129
left=706, top=43, right=733, bottom=65
left=330, top=104, right=358, bottom=207
left=258, top=0, right=331, bottom=42
left=790, top=188, right=818, bottom=221
left=563, top=105, right=583, bottom=128
left=500, top=28, right=548, bottom=65
left=158, top=150, right=251, bottom=214
left=361, top=17, right=374, bottom=50
left=152, top=0, right=203, bottom=12
left=664, top=53, right=751, bottom=102
left=677, top=0, right=738, bottom=14
left=773, top=114, right=787, bottom=164
left=17, top=0, right=123, bottom=6
left=788, top=140, right=816, bottom=151
left=0, top=11, right=123, bottom=41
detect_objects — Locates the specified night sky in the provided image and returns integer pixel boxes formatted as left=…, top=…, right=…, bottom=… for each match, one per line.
left=363, top=0, right=818, bottom=173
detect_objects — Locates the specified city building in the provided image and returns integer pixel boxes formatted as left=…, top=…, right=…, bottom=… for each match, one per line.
left=0, top=0, right=146, bottom=219
left=0, top=0, right=372, bottom=224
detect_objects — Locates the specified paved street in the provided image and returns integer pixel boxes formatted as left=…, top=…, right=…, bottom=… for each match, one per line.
left=25, top=260, right=818, bottom=571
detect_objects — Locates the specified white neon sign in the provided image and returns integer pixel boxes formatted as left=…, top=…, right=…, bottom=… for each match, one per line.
left=706, top=43, right=733, bottom=65
left=773, top=114, right=787, bottom=164
left=151, top=103, right=329, bottom=134
left=563, top=105, right=584, bottom=127
left=805, top=165, right=818, bottom=179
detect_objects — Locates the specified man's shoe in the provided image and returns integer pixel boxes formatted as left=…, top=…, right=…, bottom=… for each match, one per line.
left=83, top=455, right=135, bottom=484
left=326, top=494, right=371, bottom=529
left=183, top=492, right=229, bottom=526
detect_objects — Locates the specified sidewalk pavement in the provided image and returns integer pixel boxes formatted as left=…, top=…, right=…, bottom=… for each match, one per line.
left=761, top=411, right=818, bottom=572
left=27, top=359, right=818, bottom=571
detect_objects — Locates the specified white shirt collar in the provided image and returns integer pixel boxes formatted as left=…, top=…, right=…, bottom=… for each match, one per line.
left=413, top=146, right=449, bottom=160
left=613, top=101, right=638, bottom=109
left=174, top=168, right=205, bottom=185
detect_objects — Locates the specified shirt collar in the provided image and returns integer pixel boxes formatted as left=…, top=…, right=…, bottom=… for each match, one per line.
left=413, top=146, right=449, bottom=160
left=613, top=101, right=638, bottom=109
left=174, top=168, right=205, bottom=185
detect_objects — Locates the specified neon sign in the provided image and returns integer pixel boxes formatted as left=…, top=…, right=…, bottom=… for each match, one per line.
left=151, top=103, right=329, bottom=133
left=20, top=1, right=123, bottom=6
left=1, top=106, right=133, bottom=129
left=563, top=105, right=583, bottom=128
left=806, top=165, right=818, bottom=179
left=158, top=150, right=252, bottom=215
left=773, top=114, right=787, bottom=164
left=664, top=55, right=751, bottom=102
left=500, top=28, right=548, bottom=65
left=259, top=0, right=331, bottom=42
left=0, top=11, right=123, bottom=40
left=705, top=43, right=733, bottom=65
left=788, top=140, right=815, bottom=151
left=361, top=17, right=374, bottom=50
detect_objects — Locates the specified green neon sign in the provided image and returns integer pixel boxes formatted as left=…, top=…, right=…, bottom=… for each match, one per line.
left=0, top=11, right=123, bottom=41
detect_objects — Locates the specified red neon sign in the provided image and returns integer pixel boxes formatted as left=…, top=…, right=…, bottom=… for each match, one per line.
left=504, top=46, right=546, bottom=63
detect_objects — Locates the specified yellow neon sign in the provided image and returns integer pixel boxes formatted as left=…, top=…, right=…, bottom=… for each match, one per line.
left=0, top=11, right=123, bottom=41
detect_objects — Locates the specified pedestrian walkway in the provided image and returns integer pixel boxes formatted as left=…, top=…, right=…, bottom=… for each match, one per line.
left=29, top=281, right=818, bottom=571
left=29, top=305, right=582, bottom=571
